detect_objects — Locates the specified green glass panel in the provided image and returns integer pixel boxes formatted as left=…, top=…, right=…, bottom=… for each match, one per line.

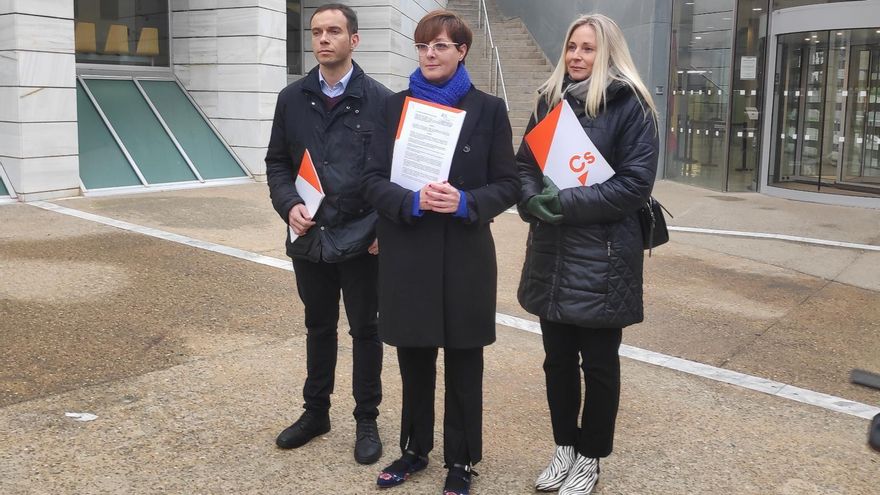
left=0, top=172, right=8, bottom=196
left=84, top=79, right=195, bottom=184
left=139, top=80, right=245, bottom=179
left=76, top=81, right=142, bottom=189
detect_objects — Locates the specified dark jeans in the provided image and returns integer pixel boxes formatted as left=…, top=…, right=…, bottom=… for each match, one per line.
left=396, top=347, right=484, bottom=466
left=540, top=319, right=622, bottom=458
left=292, top=254, right=382, bottom=421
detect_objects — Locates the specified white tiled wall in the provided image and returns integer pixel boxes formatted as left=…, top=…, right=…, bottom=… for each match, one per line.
left=172, top=0, right=287, bottom=178
left=0, top=1, right=79, bottom=200
left=0, top=0, right=453, bottom=198
left=302, top=0, right=448, bottom=92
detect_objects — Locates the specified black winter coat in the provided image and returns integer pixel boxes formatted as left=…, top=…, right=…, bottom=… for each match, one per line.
left=517, top=82, right=659, bottom=329
left=362, top=87, right=520, bottom=348
left=266, top=62, right=392, bottom=262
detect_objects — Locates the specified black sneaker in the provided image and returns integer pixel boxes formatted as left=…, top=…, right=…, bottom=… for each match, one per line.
left=443, top=463, right=477, bottom=495
left=354, top=419, right=383, bottom=465
left=275, top=410, right=330, bottom=449
left=377, top=451, right=428, bottom=488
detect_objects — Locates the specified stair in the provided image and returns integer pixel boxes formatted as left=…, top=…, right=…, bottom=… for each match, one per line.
left=446, top=0, right=555, bottom=148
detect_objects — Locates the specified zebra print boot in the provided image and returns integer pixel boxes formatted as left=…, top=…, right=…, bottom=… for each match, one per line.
left=558, top=454, right=599, bottom=495
left=535, top=445, right=576, bottom=491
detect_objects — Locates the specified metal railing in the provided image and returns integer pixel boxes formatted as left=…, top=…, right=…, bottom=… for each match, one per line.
left=476, top=0, right=509, bottom=111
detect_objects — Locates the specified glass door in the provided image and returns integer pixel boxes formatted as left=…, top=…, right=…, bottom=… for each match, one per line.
left=773, top=35, right=803, bottom=182
left=800, top=32, right=827, bottom=181
left=843, top=42, right=880, bottom=186
left=771, top=27, right=880, bottom=197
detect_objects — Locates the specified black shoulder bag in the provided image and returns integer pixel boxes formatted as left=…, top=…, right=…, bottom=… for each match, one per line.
left=638, top=197, right=672, bottom=257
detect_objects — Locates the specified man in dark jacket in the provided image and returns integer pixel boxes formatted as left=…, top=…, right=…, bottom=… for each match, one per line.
left=265, top=3, right=391, bottom=465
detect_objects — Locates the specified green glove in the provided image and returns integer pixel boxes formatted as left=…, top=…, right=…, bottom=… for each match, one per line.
left=541, top=176, right=560, bottom=195
left=526, top=192, right=564, bottom=224
left=538, top=176, right=563, bottom=214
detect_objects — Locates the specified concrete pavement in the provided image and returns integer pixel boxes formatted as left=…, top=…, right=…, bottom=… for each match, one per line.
left=1, top=180, right=878, bottom=494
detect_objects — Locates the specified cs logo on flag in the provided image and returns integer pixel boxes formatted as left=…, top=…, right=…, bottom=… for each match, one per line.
left=569, top=152, right=596, bottom=185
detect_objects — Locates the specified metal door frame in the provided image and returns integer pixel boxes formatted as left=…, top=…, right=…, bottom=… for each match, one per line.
left=760, top=0, right=880, bottom=207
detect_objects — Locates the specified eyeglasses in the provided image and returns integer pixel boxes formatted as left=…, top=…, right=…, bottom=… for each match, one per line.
left=414, top=42, right=460, bottom=54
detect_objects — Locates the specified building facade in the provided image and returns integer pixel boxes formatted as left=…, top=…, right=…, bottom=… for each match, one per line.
left=0, top=0, right=446, bottom=202
left=496, top=0, right=880, bottom=207
left=3, top=0, right=879, bottom=208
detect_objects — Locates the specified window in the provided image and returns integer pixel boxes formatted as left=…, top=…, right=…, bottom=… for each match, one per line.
left=287, top=2, right=303, bottom=75
left=665, top=0, right=769, bottom=192
left=0, top=162, right=10, bottom=197
left=74, top=0, right=170, bottom=67
left=76, top=78, right=248, bottom=190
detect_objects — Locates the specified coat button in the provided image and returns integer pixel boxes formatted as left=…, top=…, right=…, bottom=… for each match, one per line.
left=311, top=101, right=316, bottom=106
left=356, top=124, right=361, bottom=129
left=346, top=105, right=351, bottom=110
left=355, top=109, right=360, bottom=114
left=323, top=160, right=328, bottom=165
left=320, top=226, right=325, bottom=231
left=463, top=144, right=471, bottom=153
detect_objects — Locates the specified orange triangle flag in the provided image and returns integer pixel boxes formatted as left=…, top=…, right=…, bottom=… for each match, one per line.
left=524, top=103, right=563, bottom=171
left=298, top=149, right=322, bottom=194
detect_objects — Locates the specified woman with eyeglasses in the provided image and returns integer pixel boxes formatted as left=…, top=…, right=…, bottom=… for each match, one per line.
left=516, top=14, right=659, bottom=495
left=362, top=9, right=519, bottom=495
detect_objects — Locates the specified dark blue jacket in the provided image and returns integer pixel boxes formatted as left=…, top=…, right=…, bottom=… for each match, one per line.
left=266, top=62, right=391, bottom=262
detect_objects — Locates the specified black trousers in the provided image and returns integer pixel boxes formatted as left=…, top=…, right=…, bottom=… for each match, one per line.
left=540, top=319, right=622, bottom=458
left=292, top=254, right=382, bottom=421
left=396, top=347, right=484, bottom=466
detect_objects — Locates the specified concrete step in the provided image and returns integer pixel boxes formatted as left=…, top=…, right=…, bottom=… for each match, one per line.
left=449, top=0, right=551, bottom=147
left=468, top=48, right=546, bottom=59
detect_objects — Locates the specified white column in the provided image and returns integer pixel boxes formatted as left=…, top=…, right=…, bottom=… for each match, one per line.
left=0, top=0, right=79, bottom=201
left=171, top=0, right=288, bottom=180
left=302, top=0, right=449, bottom=92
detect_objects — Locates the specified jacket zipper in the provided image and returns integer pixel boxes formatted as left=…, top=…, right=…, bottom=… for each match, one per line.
left=607, top=241, right=612, bottom=257
left=546, top=224, right=563, bottom=318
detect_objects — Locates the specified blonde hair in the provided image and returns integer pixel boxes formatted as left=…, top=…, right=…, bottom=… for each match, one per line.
left=534, top=14, right=657, bottom=121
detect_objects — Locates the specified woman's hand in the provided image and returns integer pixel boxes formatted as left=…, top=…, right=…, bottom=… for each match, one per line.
left=423, top=181, right=460, bottom=214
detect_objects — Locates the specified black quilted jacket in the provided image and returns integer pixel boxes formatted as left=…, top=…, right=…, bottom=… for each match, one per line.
left=516, top=81, right=658, bottom=329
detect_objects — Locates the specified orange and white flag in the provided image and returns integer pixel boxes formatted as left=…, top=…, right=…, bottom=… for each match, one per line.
left=524, top=99, right=614, bottom=189
left=290, top=149, right=324, bottom=241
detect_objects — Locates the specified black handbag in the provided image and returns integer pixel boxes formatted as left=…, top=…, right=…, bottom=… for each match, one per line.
left=638, top=196, right=671, bottom=256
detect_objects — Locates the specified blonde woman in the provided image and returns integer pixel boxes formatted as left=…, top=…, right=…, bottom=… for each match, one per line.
left=516, top=14, right=659, bottom=495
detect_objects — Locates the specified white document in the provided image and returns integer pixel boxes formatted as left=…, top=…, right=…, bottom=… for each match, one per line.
left=524, top=99, right=615, bottom=189
left=390, top=96, right=467, bottom=191
left=289, top=149, right=325, bottom=241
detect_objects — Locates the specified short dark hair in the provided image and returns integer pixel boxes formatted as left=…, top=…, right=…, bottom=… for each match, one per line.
left=414, top=10, right=473, bottom=61
left=311, top=3, right=358, bottom=34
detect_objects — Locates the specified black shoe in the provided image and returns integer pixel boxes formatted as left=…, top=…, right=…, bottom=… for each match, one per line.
left=443, top=463, right=477, bottom=495
left=377, top=451, right=429, bottom=488
left=275, top=410, right=330, bottom=449
left=354, top=419, right=383, bottom=465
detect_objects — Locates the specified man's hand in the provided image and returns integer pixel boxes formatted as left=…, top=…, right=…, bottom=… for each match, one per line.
left=423, top=181, right=460, bottom=214
left=288, top=203, right=316, bottom=236
left=368, top=238, right=379, bottom=255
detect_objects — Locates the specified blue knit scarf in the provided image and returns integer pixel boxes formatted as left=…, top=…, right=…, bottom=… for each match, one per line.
left=409, top=64, right=472, bottom=107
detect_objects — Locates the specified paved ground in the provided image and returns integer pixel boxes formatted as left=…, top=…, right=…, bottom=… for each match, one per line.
left=1, top=180, right=878, bottom=494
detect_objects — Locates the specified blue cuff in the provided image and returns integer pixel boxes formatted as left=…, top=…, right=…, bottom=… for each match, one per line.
left=412, top=191, right=424, bottom=217
left=454, top=190, right=468, bottom=218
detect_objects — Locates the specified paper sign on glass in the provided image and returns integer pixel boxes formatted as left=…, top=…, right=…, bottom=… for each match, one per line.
left=390, top=96, right=467, bottom=191
left=524, top=100, right=615, bottom=189
left=290, top=149, right=324, bottom=241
